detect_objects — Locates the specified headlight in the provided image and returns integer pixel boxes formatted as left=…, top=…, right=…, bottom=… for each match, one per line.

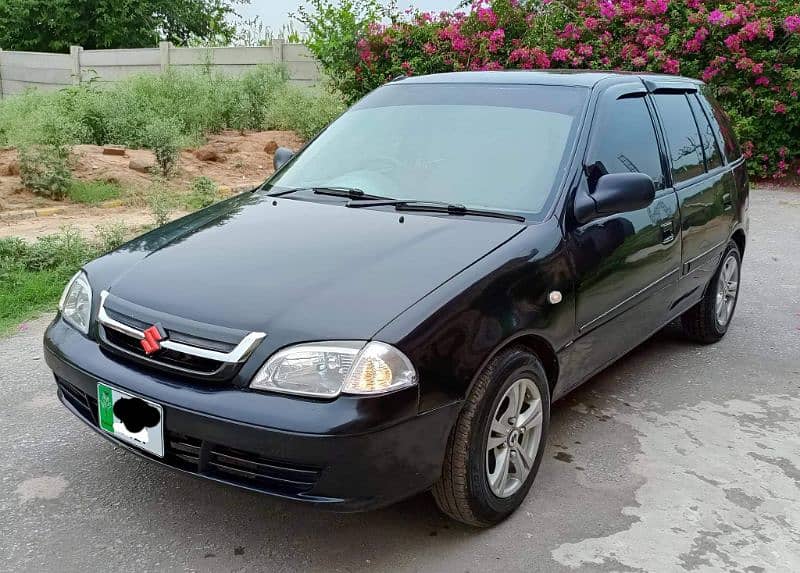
left=58, top=271, right=92, bottom=334
left=250, top=341, right=417, bottom=398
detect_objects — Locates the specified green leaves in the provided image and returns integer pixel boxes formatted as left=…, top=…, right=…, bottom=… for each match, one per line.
left=0, top=0, right=239, bottom=52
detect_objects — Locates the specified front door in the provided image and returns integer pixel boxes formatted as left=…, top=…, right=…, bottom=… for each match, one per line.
left=564, top=83, right=682, bottom=387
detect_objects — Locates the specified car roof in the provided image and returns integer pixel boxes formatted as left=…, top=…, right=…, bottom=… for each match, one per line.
left=397, top=70, right=704, bottom=89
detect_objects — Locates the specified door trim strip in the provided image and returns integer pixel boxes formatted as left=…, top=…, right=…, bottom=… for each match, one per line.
left=579, top=267, right=679, bottom=332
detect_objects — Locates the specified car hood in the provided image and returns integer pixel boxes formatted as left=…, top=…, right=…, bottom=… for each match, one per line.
left=90, top=192, right=525, bottom=339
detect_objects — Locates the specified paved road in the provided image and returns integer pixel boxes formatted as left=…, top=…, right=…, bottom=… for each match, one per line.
left=2, top=187, right=799, bottom=573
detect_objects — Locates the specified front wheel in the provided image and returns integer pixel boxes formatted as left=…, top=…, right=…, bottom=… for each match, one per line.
left=681, top=240, right=741, bottom=344
left=432, top=347, right=550, bottom=527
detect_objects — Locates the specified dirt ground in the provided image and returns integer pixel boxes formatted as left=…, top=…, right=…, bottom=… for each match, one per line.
left=0, top=130, right=304, bottom=240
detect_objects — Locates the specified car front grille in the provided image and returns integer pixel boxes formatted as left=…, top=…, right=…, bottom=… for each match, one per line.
left=96, top=291, right=265, bottom=382
left=103, top=327, right=224, bottom=375
left=56, top=377, right=321, bottom=496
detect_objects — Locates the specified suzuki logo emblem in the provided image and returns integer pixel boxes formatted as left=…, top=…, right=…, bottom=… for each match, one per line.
left=140, top=324, right=166, bottom=355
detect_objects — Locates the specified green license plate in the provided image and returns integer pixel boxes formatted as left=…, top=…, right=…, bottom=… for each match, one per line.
left=97, top=383, right=164, bottom=457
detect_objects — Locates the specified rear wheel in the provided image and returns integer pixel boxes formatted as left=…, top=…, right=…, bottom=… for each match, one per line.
left=432, top=347, right=550, bottom=527
left=681, top=240, right=741, bottom=343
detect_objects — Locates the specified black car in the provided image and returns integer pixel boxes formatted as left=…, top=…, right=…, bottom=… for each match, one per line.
left=45, top=71, right=748, bottom=527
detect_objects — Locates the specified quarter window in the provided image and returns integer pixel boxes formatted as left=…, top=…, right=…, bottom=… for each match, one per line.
left=585, top=96, right=664, bottom=191
left=654, top=94, right=705, bottom=183
left=688, top=94, right=723, bottom=170
left=700, top=88, right=742, bottom=161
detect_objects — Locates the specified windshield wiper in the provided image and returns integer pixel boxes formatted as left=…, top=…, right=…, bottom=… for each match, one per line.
left=269, top=186, right=394, bottom=200
left=346, top=199, right=525, bottom=222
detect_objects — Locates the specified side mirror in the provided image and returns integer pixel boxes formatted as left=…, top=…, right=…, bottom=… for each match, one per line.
left=574, top=173, right=656, bottom=224
left=273, top=147, right=295, bottom=172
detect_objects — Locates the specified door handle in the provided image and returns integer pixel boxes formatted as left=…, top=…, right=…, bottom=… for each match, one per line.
left=723, top=192, right=733, bottom=212
left=660, top=221, right=675, bottom=244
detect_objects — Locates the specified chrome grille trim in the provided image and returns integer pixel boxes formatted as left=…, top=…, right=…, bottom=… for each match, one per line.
left=97, top=290, right=266, bottom=364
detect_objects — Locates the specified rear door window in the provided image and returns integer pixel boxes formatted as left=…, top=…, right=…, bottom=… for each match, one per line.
left=585, top=95, right=665, bottom=191
left=688, top=94, right=723, bottom=170
left=654, top=94, right=706, bottom=184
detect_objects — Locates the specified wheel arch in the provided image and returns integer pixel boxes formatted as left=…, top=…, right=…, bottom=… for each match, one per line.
left=465, top=332, right=560, bottom=399
left=731, top=227, right=746, bottom=256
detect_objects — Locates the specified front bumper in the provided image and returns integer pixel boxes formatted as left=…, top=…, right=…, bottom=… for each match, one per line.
left=44, top=318, right=460, bottom=511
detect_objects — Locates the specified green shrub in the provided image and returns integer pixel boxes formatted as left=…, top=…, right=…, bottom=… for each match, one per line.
left=186, top=176, right=219, bottom=210
left=21, top=227, right=95, bottom=272
left=18, top=144, right=72, bottom=199
left=295, top=0, right=389, bottom=104
left=147, top=181, right=175, bottom=227
left=94, top=222, right=130, bottom=253
left=0, top=227, right=94, bottom=273
left=265, top=84, right=346, bottom=139
left=143, top=118, right=183, bottom=177
left=0, top=237, right=28, bottom=261
left=0, top=65, right=341, bottom=153
left=68, top=180, right=123, bottom=204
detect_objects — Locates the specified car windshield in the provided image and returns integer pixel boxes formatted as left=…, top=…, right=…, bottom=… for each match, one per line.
left=267, top=82, right=588, bottom=218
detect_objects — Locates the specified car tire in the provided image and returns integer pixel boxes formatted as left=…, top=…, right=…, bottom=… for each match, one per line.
left=432, top=346, right=550, bottom=527
left=681, top=240, right=742, bottom=344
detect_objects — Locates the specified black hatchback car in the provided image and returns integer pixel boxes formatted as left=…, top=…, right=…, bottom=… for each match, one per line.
left=45, top=71, right=748, bottom=526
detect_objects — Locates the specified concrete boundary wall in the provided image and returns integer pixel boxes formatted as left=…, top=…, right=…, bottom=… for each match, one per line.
left=0, top=40, right=320, bottom=98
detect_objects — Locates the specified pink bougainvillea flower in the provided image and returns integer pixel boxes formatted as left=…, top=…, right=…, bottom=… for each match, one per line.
left=773, top=102, right=787, bottom=113
left=702, top=66, right=719, bottom=82
left=599, top=1, right=616, bottom=19
left=631, top=56, right=647, bottom=68
left=577, top=43, right=593, bottom=57
left=784, top=15, right=800, bottom=33
left=488, top=28, right=505, bottom=52
left=708, top=9, right=726, bottom=25
left=423, top=42, right=437, bottom=55
left=560, top=23, right=581, bottom=40
left=551, top=47, right=571, bottom=62
left=740, top=21, right=759, bottom=41
left=663, top=58, right=680, bottom=74
left=684, top=39, right=701, bottom=52
left=755, top=76, right=770, bottom=86
left=620, top=0, right=637, bottom=15
left=644, top=0, right=669, bottom=16
left=583, top=17, right=599, bottom=30
left=476, top=7, right=498, bottom=27
left=451, top=36, right=469, bottom=52
left=724, top=34, right=741, bottom=52
left=533, top=49, right=551, bottom=68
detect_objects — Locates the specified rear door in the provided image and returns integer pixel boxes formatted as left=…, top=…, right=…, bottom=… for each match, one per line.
left=564, top=82, right=682, bottom=386
left=650, top=88, right=737, bottom=309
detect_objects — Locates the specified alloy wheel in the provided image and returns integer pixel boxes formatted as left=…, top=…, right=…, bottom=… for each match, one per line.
left=485, top=378, right=543, bottom=498
left=715, top=254, right=739, bottom=327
